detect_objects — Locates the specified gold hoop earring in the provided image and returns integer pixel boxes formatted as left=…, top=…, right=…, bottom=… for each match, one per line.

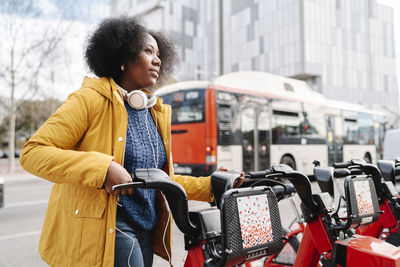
left=121, top=65, right=125, bottom=71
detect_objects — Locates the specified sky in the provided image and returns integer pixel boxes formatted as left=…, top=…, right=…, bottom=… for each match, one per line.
left=0, top=0, right=110, bottom=101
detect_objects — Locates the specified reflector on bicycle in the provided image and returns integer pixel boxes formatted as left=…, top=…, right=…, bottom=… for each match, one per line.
left=220, top=186, right=283, bottom=266
left=344, top=175, right=380, bottom=228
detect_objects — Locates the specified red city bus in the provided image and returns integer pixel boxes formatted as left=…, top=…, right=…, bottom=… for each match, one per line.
left=156, top=71, right=385, bottom=176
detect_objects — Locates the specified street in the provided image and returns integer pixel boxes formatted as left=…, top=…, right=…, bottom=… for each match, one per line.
left=0, top=171, right=49, bottom=267
left=0, top=166, right=296, bottom=267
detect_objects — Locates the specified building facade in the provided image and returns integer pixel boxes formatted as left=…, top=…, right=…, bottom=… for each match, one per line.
left=111, top=0, right=399, bottom=123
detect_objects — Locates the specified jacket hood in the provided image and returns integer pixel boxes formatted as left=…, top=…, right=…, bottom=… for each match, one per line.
left=81, top=76, right=117, bottom=100
left=81, top=76, right=164, bottom=111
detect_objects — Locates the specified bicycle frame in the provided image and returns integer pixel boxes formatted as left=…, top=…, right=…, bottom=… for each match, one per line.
left=294, top=216, right=332, bottom=266
left=356, top=199, right=398, bottom=238
left=184, top=241, right=205, bottom=267
left=264, top=222, right=305, bottom=266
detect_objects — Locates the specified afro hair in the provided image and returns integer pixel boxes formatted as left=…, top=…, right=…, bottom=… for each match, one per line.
left=84, top=16, right=177, bottom=85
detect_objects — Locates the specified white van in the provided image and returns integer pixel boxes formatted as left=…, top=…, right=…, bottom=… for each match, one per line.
left=383, top=129, right=400, bottom=160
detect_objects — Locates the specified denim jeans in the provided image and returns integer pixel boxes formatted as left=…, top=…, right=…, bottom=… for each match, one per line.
left=114, top=208, right=154, bottom=267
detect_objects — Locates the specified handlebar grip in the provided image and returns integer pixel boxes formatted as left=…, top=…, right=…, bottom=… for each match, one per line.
left=332, top=161, right=352, bottom=168
left=112, top=181, right=144, bottom=191
left=396, top=167, right=400, bottom=176
left=334, top=169, right=351, bottom=178
left=247, top=168, right=273, bottom=178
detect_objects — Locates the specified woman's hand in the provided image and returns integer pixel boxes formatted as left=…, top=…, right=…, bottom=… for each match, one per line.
left=216, top=167, right=245, bottom=188
left=234, top=172, right=245, bottom=188
left=104, top=161, right=134, bottom=195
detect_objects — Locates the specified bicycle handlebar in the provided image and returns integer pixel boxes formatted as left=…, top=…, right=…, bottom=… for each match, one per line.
left=113, top=168, right=199, bottom=236
left=332, top=159, right=366, bottom=169
left=114, top=166, right=319, bottom=237
left=245, top=168, right=274, bottom=178
left=252, top=164, right=320, bottom=219
left=334, top=168, right=351, bottom=178
left=332, top=159, right=383, bottom=198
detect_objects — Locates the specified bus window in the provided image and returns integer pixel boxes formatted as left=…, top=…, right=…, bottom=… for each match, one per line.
left=272, top=110, right=301, bottom=144
left=161, top=89, right=205, bottom=124
left=241, top=107, right=256, bottom=172
left=335, top=116, right=344, bottom=142
left=358, top=113, right=374, bottom=145
left=300, top=111, right=326, bottom=144
left=344, top=118, right=359, bottom=144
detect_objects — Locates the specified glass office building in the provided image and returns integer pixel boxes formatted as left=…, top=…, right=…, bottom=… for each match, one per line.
left=111, top=0, right=398, bottom=115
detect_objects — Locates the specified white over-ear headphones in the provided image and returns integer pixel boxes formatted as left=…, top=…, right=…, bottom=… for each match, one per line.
left=119, top=87, right=157, bottom=109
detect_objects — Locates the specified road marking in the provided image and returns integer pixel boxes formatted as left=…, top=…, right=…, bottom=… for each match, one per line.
left=4, top=199, right=48, bottom=208
left=0, top=230, right=41, bottom=240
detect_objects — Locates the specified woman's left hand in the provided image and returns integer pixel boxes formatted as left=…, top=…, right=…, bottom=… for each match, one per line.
left=216, top=167, right=245, bottom=188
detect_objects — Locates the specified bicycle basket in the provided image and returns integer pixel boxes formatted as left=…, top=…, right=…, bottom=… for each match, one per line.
left=220, top=186, right=283, bottom=266
left=344, top=175, right=380, bottom=229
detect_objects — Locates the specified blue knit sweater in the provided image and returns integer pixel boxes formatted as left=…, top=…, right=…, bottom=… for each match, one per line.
left=119, top=101, right=167, bottom=231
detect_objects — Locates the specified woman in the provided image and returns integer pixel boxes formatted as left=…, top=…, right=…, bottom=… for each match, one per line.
left=20, top=16, right=228, bottom=267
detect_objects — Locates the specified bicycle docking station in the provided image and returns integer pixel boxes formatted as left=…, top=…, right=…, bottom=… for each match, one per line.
left=185, top=171, right=284, bottom=266
left=114, top=168, right=285, bottom=267
left=219, top=186, right=284, bottom=266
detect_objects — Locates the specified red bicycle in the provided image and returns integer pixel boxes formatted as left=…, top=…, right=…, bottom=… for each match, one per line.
left=249, top=163, right=400, bottom=266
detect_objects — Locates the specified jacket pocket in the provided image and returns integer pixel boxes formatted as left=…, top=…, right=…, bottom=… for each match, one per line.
left=60, top=196, right=107, bottom=266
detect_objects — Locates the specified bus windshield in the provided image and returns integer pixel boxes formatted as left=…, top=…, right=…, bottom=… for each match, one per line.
left=161, top=89, right=205, bottom=124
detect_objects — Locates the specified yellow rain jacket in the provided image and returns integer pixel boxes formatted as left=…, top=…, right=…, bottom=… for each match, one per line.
left=20, top=76, right=213, bottom=267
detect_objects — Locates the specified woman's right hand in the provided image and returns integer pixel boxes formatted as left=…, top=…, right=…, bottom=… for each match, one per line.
left=104, top=161, right=134, bottom=195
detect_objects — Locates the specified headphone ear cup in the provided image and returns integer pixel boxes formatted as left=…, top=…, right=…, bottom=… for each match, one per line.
left=146, top=95, right=157, bottom=108
left=126, top=90, right=148, bottom=109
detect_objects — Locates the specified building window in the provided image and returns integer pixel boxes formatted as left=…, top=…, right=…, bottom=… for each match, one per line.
left=232, top=63, right=239, bottom=72
left=251, top=57, right=260, bottom=70
left=197, top=65, right=201, bottom=80
left=384, top=75, right=389, bottom=92
left=336, top=0, right=340, bottom=9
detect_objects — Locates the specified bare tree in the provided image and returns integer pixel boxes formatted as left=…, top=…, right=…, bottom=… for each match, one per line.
left=0, top=0, right=76, bottom=172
